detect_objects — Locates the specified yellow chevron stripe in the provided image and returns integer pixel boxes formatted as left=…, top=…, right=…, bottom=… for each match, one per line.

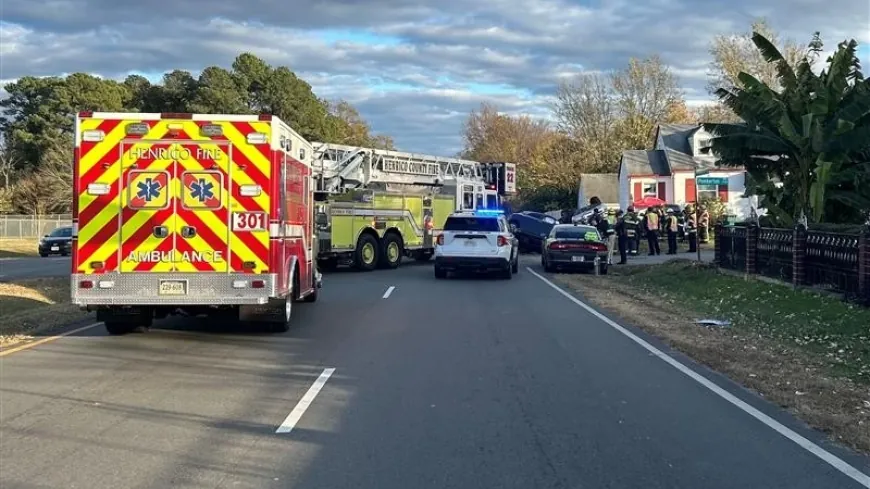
left=172, top=215, right=224, bottom=272
left=119, top=211, right=177, bottom=273
left=173, top=121, right=269, bottom=212
left=220, top=121, right=272, bottom=180
left=165, top=145, right=267, bottom=271
left=79, top=120, right=175, bottom=215
left=78, top=148, right=174, bottom=249
left=80, top=206, right=175, bottom=273
left=79, top=120, right=127, bottom=176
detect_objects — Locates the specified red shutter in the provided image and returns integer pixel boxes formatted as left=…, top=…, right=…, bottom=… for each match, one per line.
left=657, top=182, right=666, bottom=200
left=633, top=182, right=641, bottom=202
left=685, top=179, right=696, bottom=202
left=718, top=184, right=728, bottom=202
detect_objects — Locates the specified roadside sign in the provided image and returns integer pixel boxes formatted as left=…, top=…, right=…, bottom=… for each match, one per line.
left=697, top=176, right=727, bottom=186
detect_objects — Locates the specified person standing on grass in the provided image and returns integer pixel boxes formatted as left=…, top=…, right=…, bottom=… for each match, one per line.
left=665, top=209, right=679, bottom=254
left=644, top=209, right=661, bottom=255
left=699, top=206, right=710, bottom=244
left=625, top=207, right=639, bottom=256
left=686, top=212, right=698, bottom=253
left=614, top=210, right=628, bottom=264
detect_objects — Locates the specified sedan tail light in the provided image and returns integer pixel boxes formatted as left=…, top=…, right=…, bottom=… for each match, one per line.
left=497, top=235, right=509, bottom=247
left=549, top=241, right=607, bottom=252
left=436, top=234, right=444, bottom=245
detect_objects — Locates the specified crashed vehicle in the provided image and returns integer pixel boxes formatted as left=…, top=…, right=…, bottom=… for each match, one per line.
left=507, top=211, right=558, bottom=253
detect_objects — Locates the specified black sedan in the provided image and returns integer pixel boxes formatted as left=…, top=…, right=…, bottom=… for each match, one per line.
left=38, top=226, right=73, bottom=257
left=540, top=224, right=608, bottom=274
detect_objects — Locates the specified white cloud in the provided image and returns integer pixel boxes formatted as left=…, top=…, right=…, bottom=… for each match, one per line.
left=0, top=0, right=868, bottom=154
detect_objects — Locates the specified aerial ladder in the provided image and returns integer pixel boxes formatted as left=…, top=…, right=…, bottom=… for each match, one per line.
left=309, top=143, right=516, bottom=271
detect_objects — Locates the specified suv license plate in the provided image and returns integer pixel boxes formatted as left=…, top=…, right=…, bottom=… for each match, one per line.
left=571, top=256, right=585, bottom=262
left=158, top=280, right=187, bottom=296
left=464, top=240, right=475, bottom=246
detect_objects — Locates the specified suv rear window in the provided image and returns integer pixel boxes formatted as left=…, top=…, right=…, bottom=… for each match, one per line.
left=444, top=216, right=500, bottom=232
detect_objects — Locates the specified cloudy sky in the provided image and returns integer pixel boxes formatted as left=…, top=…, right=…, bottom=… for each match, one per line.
left=1, top=0, right=868, bottom=155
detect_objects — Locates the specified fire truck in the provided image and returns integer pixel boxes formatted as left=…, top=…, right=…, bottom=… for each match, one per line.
left=310, top=143, right=516, bottom=271
left=71, top=112, right=320, bottom=335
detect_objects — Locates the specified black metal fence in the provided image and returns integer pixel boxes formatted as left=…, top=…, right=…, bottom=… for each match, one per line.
left=757, top=228, right=793, bottom=283
left=715, top=224, right=868, bottom=301
left=718, top=225, right=746, bottom=272
left=805, top=232, right=860, bottom=295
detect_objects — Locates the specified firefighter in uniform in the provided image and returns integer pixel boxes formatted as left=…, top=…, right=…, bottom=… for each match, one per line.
left=699, top=206, right=710, bottom=244
left=685, top=212, right=698, bottom=253
left=614, top=210, right=628, bottom=264
left=624, top=207, right=639, bottom=256
left=644, top=209, right=661, bottom=255
left=605, top=209, right=617, bottom=265
left=665, top=209, right=679, bottom=254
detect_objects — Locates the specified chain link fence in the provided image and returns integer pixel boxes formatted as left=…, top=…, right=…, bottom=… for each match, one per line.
left=0, top=214, right=73, bottom=239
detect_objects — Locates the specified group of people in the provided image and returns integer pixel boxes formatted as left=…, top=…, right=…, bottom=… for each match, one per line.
left=586, top=205, right=710, bottom=266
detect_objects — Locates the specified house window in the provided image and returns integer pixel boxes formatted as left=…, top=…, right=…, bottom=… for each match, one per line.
left=697, top=185, right=718, bottom=201
left=643, top=183, right=657, bottom=196
left=697, top=183, right=728, bottom=202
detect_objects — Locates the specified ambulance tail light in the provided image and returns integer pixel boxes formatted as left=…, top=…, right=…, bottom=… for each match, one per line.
left=497, top=235, right=509, bottom=247
left=242, top=261, right=256, bottom=271
left=79, top=280, right=94, bottom=289
left=90, top=261, right=105, bottom=271
left=436, top=234, right=444, bottom=246
left=424, top=215, right=433, bottom=230
left=98, top=281, right=115, bottom=289
left=251, top=280, right=265, bottom=289
left=239, top=185, right=262, bottom=197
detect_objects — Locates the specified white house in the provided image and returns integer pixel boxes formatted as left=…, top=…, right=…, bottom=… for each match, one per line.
left=617, top=123, right=756, bottom=218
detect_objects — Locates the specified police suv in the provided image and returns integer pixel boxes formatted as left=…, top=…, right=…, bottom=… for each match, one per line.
left=433, top=210, right=519, bottom=279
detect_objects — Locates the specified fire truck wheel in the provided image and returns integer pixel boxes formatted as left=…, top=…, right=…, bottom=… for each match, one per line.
left=354, top=233, right=379, bottom=271
left=268, top=297, right=292, bottom=333
left=302, top=271, right=318, bottom=303
left=104, top=322, right=136, bottom=335
left=379, top=233, right=403, bottom=269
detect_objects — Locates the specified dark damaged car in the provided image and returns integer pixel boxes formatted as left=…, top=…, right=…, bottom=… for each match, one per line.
left=540, top=224, right=608, bottom=274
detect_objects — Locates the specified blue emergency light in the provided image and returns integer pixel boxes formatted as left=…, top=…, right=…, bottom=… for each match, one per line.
left=475, top=208, right=504, bottom=215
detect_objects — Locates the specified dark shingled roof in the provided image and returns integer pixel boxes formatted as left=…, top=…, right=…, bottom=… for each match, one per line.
left=578, top=173, right=618, bottom=203
left=663, top=149, right=696, bottom=171
left=657, top=123, right=699, bottom=155
left=620, top=150, right=669, bottom=176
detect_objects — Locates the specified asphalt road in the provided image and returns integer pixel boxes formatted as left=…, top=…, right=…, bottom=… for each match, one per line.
left=1, top=256, right=869, bottom=489
left=0, top=256, right=70, bottom=280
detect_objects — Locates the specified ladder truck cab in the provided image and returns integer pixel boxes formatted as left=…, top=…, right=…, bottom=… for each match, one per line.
left=311, top=143, right=516, bottom=271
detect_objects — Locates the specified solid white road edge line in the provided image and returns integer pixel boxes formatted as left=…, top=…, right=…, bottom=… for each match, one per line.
left=382, top=286, right=395, bottom=299
left=526, top=266, right=870, bottom=488
left=276, top=367, right=336, bottom=434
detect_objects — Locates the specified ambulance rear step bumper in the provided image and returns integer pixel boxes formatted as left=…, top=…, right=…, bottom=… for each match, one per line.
left=71, top=273, right=278, bottom=307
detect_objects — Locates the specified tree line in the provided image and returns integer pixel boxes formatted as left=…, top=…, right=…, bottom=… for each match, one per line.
left=0, top=53, right=395, bottom=215
left=461, top=19, right=870, bottom=225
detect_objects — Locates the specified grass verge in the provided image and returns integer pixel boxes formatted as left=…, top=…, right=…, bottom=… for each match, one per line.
left=551, top=260, right=870, bottom=454
left=0, top=277, right=90, bottom=347
left=0, top=239, right=38, bottom=258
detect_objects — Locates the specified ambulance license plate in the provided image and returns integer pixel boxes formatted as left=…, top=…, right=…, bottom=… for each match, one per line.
left=158, top=280, right=187, bottom=296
